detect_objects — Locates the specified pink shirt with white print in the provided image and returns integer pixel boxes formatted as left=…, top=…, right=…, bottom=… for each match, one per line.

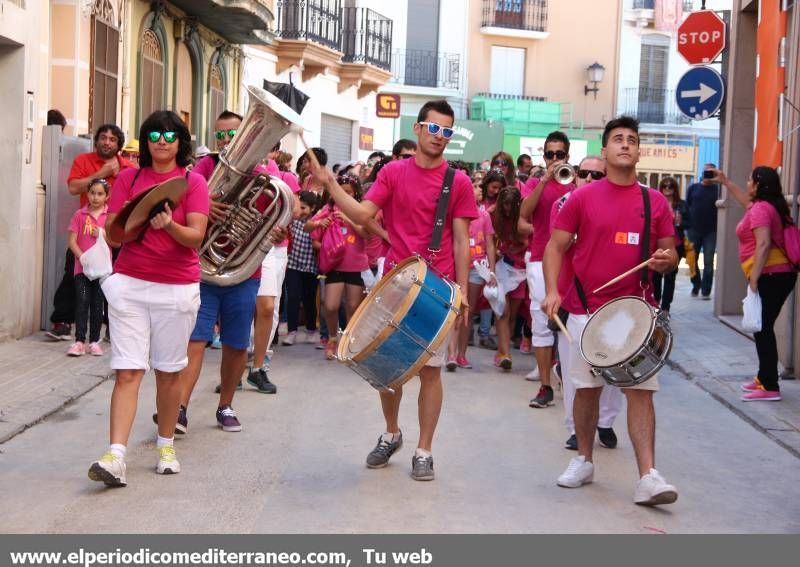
left=69, top=205, right=109, bottom=276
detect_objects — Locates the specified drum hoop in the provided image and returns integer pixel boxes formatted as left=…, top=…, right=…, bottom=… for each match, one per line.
left=337, top=256, right=427, bottom=363
left=579, top=295, right=658, bottom=369
left=384, top=281, right=462, bottom=387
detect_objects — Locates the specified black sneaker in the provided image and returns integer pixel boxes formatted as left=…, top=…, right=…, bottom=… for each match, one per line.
left=247, top=368, right=277, bottom=394
left=597, top=427, right=618, bottom=449
left=690, top=288, right=700, bottom=297
left=214, top=380, right=243, bottom=394
left=529, top=385, right=554, bottom=408
left=151, top=405, right=188, bottom=435
left=46, top=322, right=72, bottom=341
left=366, top=432, right=403, bottom=468
left=565, top=434, right=577, bottom=450
left=411, top=453, right=435, bottom=481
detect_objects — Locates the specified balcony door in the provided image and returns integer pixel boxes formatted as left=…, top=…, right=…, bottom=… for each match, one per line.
left=405, top=0, right=439, bottom=87
left=638, top=35, right=669, bottom=123
left=490, top=46, right=525, bottom=96
left=495, top=0, right=524, bottom=28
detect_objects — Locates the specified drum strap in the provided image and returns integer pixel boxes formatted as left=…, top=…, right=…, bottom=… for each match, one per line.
left=428, top=167, right=456, bottom=253
left=640, top=186, right=652, bottom=287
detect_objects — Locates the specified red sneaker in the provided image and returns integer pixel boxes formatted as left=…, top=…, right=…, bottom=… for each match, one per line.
left=740, top=377, right=761, bottom=392
left=456, top=356, right=472, bottom=369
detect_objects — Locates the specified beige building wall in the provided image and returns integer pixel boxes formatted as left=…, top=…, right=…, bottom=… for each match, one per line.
left=467, top=0, right=620, bottom=130
left=50, top=1, right=93, bottom=136
left=718, top=0, right=799, bottom=375
left=0, top=0, right=49, bottom=339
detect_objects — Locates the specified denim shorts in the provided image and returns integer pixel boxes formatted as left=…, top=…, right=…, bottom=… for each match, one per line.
left=190, top=279, right=259, bottom=350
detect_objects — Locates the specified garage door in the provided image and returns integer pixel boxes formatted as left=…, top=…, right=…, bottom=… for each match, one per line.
left=320, top=114, right=354, bottom=167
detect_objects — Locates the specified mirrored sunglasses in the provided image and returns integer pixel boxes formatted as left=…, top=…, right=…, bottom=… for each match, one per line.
left=214, top=129, right=237, bottom=140
left=577, top=169, right=605, bottom=180
left=147, top=131, right=178, bottom=144
left=419, top=121, right=454, bottom=139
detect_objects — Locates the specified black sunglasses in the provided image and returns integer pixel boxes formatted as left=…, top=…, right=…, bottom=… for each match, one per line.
left=543, top=150, right=567, bottom=160
left=577, top=169, right=605, bottom=180
left=492, top=159, right=509, bottom=167
left=399, top=153, right=414, bottom=159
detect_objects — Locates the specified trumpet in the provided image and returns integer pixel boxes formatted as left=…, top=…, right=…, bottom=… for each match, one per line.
left=553, top=162, right=575, bottom=185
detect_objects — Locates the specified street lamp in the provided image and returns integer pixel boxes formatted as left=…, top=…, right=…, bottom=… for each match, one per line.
left=584, top=62, right=606, bottom=100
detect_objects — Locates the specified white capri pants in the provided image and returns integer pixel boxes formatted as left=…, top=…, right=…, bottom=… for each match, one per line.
left=526, top=260, right=555, bottom=347
left=102, top=273, right=200, bottom=372
left=557, top=328, right=624, bottom=434
left=258, top=245, right=289, bottom=348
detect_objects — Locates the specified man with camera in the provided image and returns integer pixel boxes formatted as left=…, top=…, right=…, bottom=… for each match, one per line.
left=686, top=163, right=721, bottom=299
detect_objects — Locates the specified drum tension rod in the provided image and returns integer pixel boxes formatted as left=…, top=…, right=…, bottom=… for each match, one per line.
left=386, top=320, right=436, bottom=356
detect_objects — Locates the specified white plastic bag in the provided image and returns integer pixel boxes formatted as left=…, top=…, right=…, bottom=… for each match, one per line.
left=80, top=228, right=113, bottom=281
left=741, top=286, right=762, bottom=333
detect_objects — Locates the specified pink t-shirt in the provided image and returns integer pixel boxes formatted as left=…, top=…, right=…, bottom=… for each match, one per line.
left=69, top=205, right=109, bottom=276
left=495, top=223, right=528, bottom=269
left=108, top=167, right=209, bottom=284
left=736, top=201, right=793, bottom=273
left=366, top=159, right=478, bottom=280
left=523, top=177, right=573, bottom=261
left=550, top=192, right=576, bottom=301
left=311, top=206, right=368, bottom=273
left=553, top=179, right=675, bottom=314
left=469, top=209, right=494, bottom=262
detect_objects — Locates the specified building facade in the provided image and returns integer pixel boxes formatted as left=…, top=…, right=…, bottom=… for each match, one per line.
left=616, top=0, right=730, bottom=193
left=716, top=0, right=799, bottom=376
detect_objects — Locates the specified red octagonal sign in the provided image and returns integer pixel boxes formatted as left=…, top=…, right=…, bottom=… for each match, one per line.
left=678, top=11, right=727, bottom=65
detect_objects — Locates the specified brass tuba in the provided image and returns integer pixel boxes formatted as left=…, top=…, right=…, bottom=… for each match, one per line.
left=199, top=85, right=303, bottom=286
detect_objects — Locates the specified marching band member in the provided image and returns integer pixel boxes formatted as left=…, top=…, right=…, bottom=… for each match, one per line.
left=309, top=100, right=477, bottom=481
left=542, top=116, right=678, bottom=505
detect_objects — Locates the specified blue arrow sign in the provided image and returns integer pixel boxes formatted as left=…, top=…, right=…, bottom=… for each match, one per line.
left=675, top=66, right=725, bottom=121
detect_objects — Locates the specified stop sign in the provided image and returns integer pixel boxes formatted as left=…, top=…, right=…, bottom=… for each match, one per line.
left=677, top=11, right=727, bottom=65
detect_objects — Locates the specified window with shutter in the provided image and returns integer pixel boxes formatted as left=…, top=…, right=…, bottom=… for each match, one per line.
left=141, top=29, right=165, bottom=120
left=208, top=64, right=225, bottom=146
left=91, top=17, right=120, bottom=131
left=638, top=35, right=669, bottom=123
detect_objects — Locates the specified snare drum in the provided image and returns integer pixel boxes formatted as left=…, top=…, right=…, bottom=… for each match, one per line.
left=336, top=256, right=462, bottom=392
left=579, top=296, right=673, bottom=387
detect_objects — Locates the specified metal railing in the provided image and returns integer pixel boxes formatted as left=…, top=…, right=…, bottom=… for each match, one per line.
left=621, top=87, right=691, bottom=125
left=274, top=0, right=341, bottom=51
left=481, top=0, right=547, bottom=33
left=389, top=49, right=461, bottom=90
left=632, top=0, right=654, bottom=9
left=341, top=7, right=392, bottom=70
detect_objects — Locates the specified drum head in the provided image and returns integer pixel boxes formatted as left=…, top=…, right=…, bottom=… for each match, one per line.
left=341, top=258, right=424, bottom=357
left=581, top=297, right=655, bottom=367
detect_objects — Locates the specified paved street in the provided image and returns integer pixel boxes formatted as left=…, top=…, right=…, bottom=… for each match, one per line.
left=2, top=277, right=800, bottom=533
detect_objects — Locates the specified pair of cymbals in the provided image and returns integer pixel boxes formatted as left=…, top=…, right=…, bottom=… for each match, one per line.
left=108, top=177, right=188, bottom=243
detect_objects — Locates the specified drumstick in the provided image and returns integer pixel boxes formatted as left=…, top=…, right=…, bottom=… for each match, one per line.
left=552, top=313, right=572, bottom=343
left=592, top=259, right=651, bottom=295
left=299, top=133, right=320, bottom=170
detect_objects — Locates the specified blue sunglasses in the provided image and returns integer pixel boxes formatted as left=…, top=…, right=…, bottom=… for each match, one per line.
left=419, top=121, right=454, bottom=140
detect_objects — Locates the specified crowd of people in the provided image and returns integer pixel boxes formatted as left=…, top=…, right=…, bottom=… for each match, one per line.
left=46, top=97, right=797, bottom=506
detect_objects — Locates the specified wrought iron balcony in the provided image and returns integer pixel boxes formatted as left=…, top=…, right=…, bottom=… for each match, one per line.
left=481, top=0, right=548, bottom=33
left=341, top=7, right=392, bottom=71
left=275, top=0, right=341, bottom=52
left=632, top=0, right=654, bottom=9
left=621, top=87, right=691, bottom=125
left=389, top=49, right=461, bottom=90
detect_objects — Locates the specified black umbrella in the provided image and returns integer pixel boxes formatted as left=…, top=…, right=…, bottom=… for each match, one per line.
left=263, top=74, right=310, bottom=115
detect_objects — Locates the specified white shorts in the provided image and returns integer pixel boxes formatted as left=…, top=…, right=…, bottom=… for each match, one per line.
left=426, top=333, right=451, bottom=368
left=258, top=246, right=288, bottom=297
left=565, top=313, right=659, bottom=391
left=526, top=260, right=554, bottom=347
left=102, top=273, right=200, bottom=372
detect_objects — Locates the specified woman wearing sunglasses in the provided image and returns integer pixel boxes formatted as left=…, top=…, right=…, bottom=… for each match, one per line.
left=489, top=151, right=524, bottom=191
left=89, top=111, right=209, bottom=487
left=652, top=177, right=688, bottom=315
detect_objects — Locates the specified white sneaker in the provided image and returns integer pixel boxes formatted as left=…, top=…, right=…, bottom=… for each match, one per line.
left=525, top=367, right=540, bottom=381
left=304, top=330, right=319, bottom=344
left=282, top=331, right=296, bottom=346
left=557, top=455, right=594, bottom=488
left=88, top=452, right=127, bottom=487
left=156, top=445, right=181, bottom=475
left=634, top=469, right=678, bottom=506
left=278, top=322, right=288, bottom=336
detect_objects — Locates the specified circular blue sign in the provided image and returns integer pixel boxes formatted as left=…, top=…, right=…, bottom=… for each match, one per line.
left=675, top=66, right=726, bottom=121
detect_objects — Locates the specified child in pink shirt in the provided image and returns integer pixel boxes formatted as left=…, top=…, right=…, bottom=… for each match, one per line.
left=67, top=179, right=111, bottom=357
left=447, top=185, right=497, bottom=370
left=492, top=186, right=532, bottom=370
left=309, top=175, right=369, bottom=359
